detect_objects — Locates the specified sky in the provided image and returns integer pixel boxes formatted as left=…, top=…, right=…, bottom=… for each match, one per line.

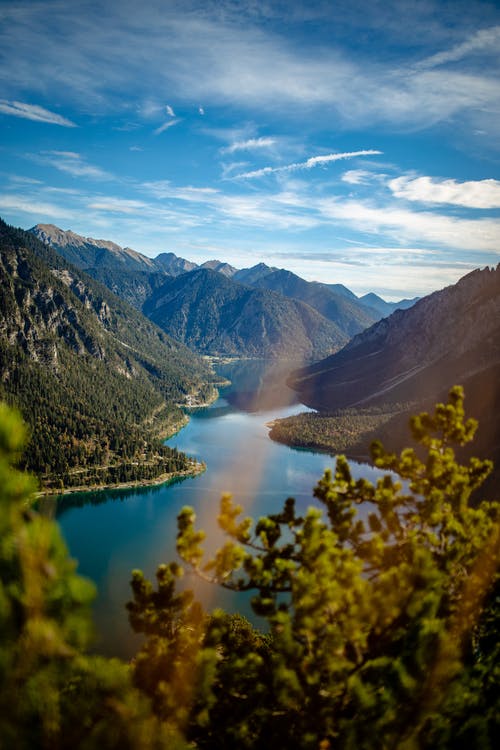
left=1, top=0, right=499, bottom=299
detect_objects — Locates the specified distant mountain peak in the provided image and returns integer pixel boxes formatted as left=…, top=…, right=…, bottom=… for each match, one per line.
left=143, top=265, right=348, bottom=359
left=31, top=223, right=157, bottom=269
left=200, top=259, right=238, bottom=277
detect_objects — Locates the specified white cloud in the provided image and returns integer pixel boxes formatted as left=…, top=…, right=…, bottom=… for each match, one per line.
left=0, top=100, right=76, bottom=127
left=87, top=197, right=149, bottom=214
left=341, top=169, right=377, bottom=185
left=154, top=118, right=180, bottom=135
left=29, top=151, right=112, bottom=181
left=389, top=175, right=500, bottom=209
left=143, top=181, right=219, bottom=202
left=317, top=198, right=500, bottom=252
left=165, top=104, right=175, bottom=117
left=220, top=137, right=276, bottom=154
left=234, top=150, right=382, bottom=179
left=51, top=150, right=81, bottom=159
left=416, top=25, right=500, bottom=70
left=0, top=193, right=75, bottom=219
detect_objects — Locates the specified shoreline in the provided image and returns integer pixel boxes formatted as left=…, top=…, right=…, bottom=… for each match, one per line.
left=36, top=377, right=225, bottom=499
left=267, top=428, right=371, bottom=463
left=37, top=460, right=206, bottom=498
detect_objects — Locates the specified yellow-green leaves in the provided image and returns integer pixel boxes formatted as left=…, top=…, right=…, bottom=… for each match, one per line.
left=124, top=387, right=499, bottom=748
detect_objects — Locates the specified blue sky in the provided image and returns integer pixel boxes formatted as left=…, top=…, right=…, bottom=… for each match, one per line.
left=1, top=0, right=499, bottom=299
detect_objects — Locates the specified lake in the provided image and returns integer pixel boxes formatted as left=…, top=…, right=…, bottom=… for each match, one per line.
left=54, top=359, right=386, bottom=659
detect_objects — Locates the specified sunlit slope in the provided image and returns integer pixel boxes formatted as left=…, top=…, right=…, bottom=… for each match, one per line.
left=290, top=265, right=500, bottom=412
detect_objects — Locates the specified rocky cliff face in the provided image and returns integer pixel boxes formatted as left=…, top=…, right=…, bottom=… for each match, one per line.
left=1, top=219, right=213, bottom=400
left=290, top=265, right=500, bottom=412
left=30, top=224, right=169, bottom=309
left=31, top=224, right=158, bottom=270
left=0, top=241, right=105, bottom=364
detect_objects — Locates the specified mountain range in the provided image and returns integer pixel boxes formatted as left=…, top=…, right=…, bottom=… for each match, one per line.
left=30, top=224, right=418, bottom=359
left=0, top=219, right=215, bottom=491
left=143, top=267, right=348, bottom=360
left=4, top=218, right=498, bottom=495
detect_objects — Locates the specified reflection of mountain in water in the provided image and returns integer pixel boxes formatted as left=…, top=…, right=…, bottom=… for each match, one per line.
left=188, top=403, right=236, bottom=420
left=217, top=359, right=302, bottom=413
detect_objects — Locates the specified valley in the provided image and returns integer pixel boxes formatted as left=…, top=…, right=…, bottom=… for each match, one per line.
left=2, top=217, right=498, bottom=498
left=2, top=4, right=500, bottom=746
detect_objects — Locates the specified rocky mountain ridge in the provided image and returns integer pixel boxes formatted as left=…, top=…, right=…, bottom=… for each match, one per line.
left=30, top=224, right=416, bottom=327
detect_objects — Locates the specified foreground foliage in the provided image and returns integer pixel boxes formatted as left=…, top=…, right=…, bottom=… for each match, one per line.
left=0, top=388, right=499, bottom=748
left=128, top=386, right=499, bottom=749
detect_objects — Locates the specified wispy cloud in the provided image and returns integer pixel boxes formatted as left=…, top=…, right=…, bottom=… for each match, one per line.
left=234, top=150, right=382, bottom=179
left=154, top=118, right=180, bottom=135
left=28, top=151, right=112, bottom=180
left=0, top=100, right=76, bottom=127
left=141, top=180, right=317, bottom=229
left=389, top=175, right=500, bottom=209
left=165, top=104, right=175, bottom=117
left=220, top=137, right=276, bottom=154
left=0, top=193, right=75, bottom=219
left=87, top=197, right=149, bottom=214
left=342, top=169, right=379, bottom=185
left=416, top=25, right=500, bottom=70
left=7, top=174, right=43, bottom=185
left=0, top=4, right=499, bottom=139
left=143, top=181, right=219, bottom=202
left=221, top=161, right=249, bottom=178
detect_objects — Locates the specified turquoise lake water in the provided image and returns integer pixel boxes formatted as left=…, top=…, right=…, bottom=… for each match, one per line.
left=55, top=360, right=385, bottom=658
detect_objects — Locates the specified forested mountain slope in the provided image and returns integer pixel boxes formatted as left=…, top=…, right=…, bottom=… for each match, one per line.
left=0, top=219, right=214, bottom=490
left=242, top=267, right=378, bottom=336
left=143, top=267, right=348, bottom=360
